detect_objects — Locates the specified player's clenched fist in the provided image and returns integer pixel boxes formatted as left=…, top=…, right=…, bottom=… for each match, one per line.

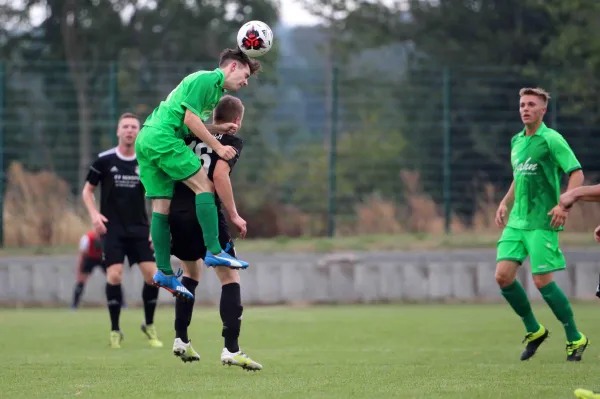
left=217, top=122, right=239, bottom=135
left=216, top=145, right=237, bottom=160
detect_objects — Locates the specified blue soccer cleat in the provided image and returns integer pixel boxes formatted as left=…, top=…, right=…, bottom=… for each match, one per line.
left=152, top=269, right=194, bottom=300
left=205, top=246, right=248, bottom=269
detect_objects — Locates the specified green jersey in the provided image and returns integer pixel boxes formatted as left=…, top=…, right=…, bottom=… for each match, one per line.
left=143, top=68, right=225, bottom=139
left=507, top=122, right=581, bottom=231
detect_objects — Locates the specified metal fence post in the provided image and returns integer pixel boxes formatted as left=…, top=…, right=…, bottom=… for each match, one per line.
left=109, top=61, right=119, bottom=146
left=327, top=66, right=339, bottom=237
left=443, top=67, right=452, bottom=234
left=0, top=62, right=5, bottom=247
left=551, top=79, right=558, bottom=130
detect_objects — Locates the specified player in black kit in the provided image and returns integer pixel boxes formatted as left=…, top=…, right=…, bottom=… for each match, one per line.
left=82, top=113, right=162, bottom=349
left=168, top=95, right=262, bottom=370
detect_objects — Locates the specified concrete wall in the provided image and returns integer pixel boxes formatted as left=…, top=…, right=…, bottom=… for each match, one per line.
left=1, top=249, right=599, bottom=307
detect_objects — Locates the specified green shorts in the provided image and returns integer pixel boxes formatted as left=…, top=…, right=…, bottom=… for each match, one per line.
left=496, top=227, right=566, bottom=275
left=135, top=126, right=201, bottom=199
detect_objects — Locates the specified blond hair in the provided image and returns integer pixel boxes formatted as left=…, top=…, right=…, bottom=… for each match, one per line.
left=118, top=112, right=139, bottom=122
left=519, top=87, right=550, bottom=106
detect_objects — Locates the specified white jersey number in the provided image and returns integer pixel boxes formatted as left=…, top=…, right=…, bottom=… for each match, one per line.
left=188, top=141, right=213, bottom=171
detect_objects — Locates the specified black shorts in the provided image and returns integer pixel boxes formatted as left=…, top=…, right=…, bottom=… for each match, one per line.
left=81, top=256, right=105, bottom=274
left=169, top=210, right=234, bottom=262
left=101, top=228, right=155, bottom=267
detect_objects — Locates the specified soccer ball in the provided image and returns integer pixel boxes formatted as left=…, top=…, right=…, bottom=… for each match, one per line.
left=237, top=20, right=273, bottom=58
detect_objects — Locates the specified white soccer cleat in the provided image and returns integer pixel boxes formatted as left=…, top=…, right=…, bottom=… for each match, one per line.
left=221, top=348, right=262, bottom=371
left=172, top=338, right=200, bottom=363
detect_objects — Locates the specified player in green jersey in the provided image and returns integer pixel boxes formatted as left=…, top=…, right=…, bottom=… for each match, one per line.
left=494, top=87, right=588, bottom=361
left=135, top=48, right=261, bottom=299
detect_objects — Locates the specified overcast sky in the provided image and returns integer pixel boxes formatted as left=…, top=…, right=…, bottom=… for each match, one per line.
left=24, top=0, right=321, bottom=27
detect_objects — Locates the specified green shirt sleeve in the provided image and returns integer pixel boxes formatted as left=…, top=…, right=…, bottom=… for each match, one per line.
left=547, top=132, right=581, bottom=174
left=180, top=74, right=217, bottom=118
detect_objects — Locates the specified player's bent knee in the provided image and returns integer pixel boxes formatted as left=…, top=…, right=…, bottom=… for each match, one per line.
left=215, top=267, right=240, bottom=285
left=495, top=261, right=519, bottom=288
left=106, top=264, right=124, bottom=285
left=152, top=199, right=171, bottom=214
left=532, top=273, right=553, bottom=289
left=183, top=169, right=213, bottom=195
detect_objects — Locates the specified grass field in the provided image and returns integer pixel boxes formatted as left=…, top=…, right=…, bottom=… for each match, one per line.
left=0, top=231, right=597, bottom=256
left=1, top=303, right=600, bottom=398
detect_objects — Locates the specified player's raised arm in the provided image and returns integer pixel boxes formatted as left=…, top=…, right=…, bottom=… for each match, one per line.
left=184, top=109, right=237, bottom=160
left=205, top=123, right=238, bottom=135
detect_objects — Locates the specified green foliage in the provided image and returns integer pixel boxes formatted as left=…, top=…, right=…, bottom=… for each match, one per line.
left=540, top=0, right=600, bottom=117
left=286, top=0, right=600, bottom=226
left=267, top=113, right=408, bottom=216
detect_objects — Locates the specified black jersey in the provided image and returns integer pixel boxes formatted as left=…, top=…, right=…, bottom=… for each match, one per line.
left=85, top=147, right=149, bottom=235
left=170, top=134, right=244, bottom=212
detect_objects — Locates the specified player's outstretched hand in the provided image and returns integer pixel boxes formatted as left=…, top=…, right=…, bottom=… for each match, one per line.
left=217, top=123, right=239, bottom=135
left=594, top=225, right=600, bottom=243
left=92, top=212, right=108, bottom=235
left=216, top=145, right=237, bottom=160
left=495, top=203, right=508, bottom=228
left=231, top=215, right=247, bottom=239
left=547, top=205, right=568, bottom=229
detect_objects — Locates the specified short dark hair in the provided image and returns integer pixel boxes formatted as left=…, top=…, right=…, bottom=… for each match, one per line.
left=118, top=112, right=139, bottom=122
left=219, top=48, right=262, bottom=75
left=214, top=95, right=244, bottom=122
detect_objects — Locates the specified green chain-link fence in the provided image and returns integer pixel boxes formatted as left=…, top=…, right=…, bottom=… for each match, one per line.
left=3, top=61, right=600, bottom=246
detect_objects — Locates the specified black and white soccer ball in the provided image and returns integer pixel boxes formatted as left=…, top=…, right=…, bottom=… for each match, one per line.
left=237, top=20, right=273, bottom=58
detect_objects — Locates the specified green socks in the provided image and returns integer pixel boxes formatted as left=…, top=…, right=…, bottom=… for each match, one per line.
left=152, top=194, right=223, bottom=275
left=539, top=281, right=582, bottom=342
left=501, top=279, right=582, bottom=342
left=195, top=193, right=222, bottom=254
left=501, top=280, right=540, bottom=333
left=150, top=212, right=174, bottom=275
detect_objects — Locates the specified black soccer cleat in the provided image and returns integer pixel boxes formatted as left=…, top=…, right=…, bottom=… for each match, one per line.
left=566, top=334, right=589, bottom=362
left=520, top=326, right=549, bottom=361
left=595, top=284, right=600, bottom=299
